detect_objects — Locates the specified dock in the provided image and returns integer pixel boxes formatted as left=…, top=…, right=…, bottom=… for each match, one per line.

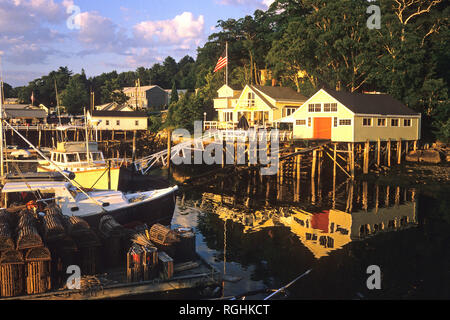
left=1, top=254, right=221, bottom=300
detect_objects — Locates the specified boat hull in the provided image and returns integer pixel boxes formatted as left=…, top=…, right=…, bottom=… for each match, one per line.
left=79, top=188, right=177, bottom=229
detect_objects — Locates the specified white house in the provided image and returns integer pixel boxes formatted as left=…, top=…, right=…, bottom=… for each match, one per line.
left=87, top=110, right=148, bottom=131
left=280, top=89, right=421, bottom=142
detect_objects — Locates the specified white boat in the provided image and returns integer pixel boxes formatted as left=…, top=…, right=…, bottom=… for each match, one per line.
left=1, top=172, right=178, bottom=228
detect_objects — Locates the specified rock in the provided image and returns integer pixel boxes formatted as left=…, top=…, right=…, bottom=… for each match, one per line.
left=406, top=150, right=421, bottom=162
left=419, top=150, right=441, bottom=164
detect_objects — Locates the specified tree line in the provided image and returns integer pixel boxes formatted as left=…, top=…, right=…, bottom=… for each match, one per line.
left=3, top=0, right=449, bottom=141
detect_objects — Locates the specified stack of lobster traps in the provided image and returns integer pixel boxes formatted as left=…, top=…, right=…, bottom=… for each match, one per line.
left=65, top=216, right=101, bottom=275
left=98, top=215, right=127, bottom=269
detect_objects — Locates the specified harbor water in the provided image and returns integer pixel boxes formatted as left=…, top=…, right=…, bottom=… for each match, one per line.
left=166, top=164, right=450, bottom=300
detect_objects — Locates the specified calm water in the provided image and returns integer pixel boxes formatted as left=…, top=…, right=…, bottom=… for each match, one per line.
left=166, top=165, right=450, bottom=300
left=12, top=161, right=450, bottom=299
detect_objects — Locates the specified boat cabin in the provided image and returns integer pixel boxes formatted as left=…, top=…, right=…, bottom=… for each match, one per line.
left=49, top=142, right=107, bottom=169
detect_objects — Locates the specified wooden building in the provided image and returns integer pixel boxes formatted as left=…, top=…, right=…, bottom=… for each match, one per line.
left=87, top=110, right=148, bottom=131
left=212, top=84, right=308, bottom=129
left=280, top=89, right=421, bottom=142
left=123, top=85, right=169, bottom=111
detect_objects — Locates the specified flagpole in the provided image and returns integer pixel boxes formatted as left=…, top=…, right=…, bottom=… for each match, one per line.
left=226, top=41, right=228, bottom=86
left=0, top=55, right=3, bottom=177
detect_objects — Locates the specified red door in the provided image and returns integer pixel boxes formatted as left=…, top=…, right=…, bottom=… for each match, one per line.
left=313, top=118, right=332, bottom=140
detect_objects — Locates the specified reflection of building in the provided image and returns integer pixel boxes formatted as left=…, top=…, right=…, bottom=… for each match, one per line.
left=279, top=201, right=417, bottom=259
left=201, top=185, right=418, bottom=260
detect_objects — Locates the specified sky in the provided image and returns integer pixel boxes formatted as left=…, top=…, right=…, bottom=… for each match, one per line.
left=0, top=0, right=275, bottom=87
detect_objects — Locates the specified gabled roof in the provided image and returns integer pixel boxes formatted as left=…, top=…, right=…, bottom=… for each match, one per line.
left=123, top=85, right=166, bottom=93
left=248, top=85, right=276, bottom=109
left=251, top=85, right=308, bottom=102
left=324, top=89, right=420, bottom=116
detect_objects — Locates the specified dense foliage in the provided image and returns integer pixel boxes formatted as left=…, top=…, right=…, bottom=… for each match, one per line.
left=4, top=0, right=449, bottom=141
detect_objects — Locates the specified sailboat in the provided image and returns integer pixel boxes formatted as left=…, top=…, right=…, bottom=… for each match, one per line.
left=0, top=70, right=178, bottom=228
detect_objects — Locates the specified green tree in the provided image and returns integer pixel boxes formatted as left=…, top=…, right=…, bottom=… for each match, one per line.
left=170, top=81, right=179, bottom=104
left=61, top=74, right=90, bottom=115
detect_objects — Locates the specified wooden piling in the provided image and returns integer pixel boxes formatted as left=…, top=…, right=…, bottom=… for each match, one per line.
left=397, top=139, right=402, bottom=165
left=363, top=140, right=370, bottom=174
left=312, top=150, right=317, bottom=179
left=387, top=139, right=391, bottom=167
left=377, top=138, right=381, bottom=167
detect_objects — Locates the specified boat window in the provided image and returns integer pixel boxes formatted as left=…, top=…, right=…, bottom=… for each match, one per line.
left=91, top=152, right=103, bottom=161
left=55, top=153, right=61, bottom=163
left=79, top=153, right=87, bottom=161
left=66, top=154, right=78, bottom=163
left=61, top=154, right=68, bottom=163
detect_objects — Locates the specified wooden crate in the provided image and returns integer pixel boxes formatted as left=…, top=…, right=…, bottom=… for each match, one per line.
left=25, top=247, right=51, bottom=295
left=142, top=246, right=158, bottom=281
left=0, top=250, right=24, bottom=297
left=126, top=244, right=143, bottom=283
left=158, top=251, right=173, bottom=280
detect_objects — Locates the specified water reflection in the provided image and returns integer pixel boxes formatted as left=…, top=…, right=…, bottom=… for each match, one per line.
left=198, top=180, right=417, bottom=260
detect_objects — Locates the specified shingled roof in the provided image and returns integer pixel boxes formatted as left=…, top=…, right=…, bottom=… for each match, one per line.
left=251, top=85, right=308, bottom=102
left=325, top=89, right=420, bottom=116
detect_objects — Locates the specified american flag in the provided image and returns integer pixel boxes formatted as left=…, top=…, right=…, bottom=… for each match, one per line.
left=214, top=49, right=228, bottom=73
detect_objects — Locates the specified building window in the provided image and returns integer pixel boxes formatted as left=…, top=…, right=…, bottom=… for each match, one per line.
left=324, top=103, right=338, bottom=112
left=308, top=117, right=311, bottom=127
left=404, top=119, right=412, bottom=127
left=391, top=119, right=399, bottom=127
left=247, top=92, right=255, bottom=106
left=377, top=118, right=386, bottom=127
left=334, top=117, right=338, bottom=127
left=363, top=118, right=372, bottom=127
left=135, top=120, right=139, bottom=126
left=116, top=120, right=120, bottom=126
left=308, top=104, right=321, bottom=112
left=296, top=120, right=306, bottom=126
left=105, top=120, right=109, bottom=126
left=224, top=112, right=233, bottom=122
left=339, top=119, right=352, bottom=126
left=283, top=107, right=298, bottom=117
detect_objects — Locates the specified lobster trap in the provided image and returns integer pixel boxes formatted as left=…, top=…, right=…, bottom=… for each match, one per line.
left=25, top=247, right=52, bottom=295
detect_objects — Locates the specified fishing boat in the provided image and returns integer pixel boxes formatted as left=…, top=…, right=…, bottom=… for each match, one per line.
left=37, top=140, right=128, bottom=191
left=0, top=172, right=178, bottom=228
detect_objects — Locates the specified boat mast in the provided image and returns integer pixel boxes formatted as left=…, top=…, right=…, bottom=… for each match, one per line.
left=84, top=108, right=90, bottom=164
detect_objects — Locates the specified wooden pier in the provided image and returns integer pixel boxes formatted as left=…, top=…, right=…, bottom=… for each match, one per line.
left=0, top=254, right=221, bottom=300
